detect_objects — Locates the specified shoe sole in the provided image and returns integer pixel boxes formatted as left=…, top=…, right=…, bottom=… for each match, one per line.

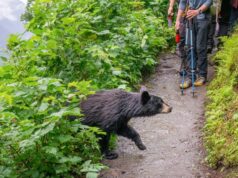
left=179, top=85, right=192, bottom=89
left=194, top=82, right=206, bottom=87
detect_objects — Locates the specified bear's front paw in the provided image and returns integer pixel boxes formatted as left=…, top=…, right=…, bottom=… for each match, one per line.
left=137, top=143, right=146, bottom=150
left=104, top=151, right=119, bottom=160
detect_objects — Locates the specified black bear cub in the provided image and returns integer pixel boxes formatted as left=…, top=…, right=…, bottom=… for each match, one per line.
left=80, top=86, right=172, bottom=160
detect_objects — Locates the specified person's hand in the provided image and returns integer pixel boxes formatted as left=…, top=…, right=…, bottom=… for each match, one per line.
left=175, top=20, right=180, bottom=31
left=186, top=9, right=199, bottom=20
left=168, top=6, right=174, bottom=16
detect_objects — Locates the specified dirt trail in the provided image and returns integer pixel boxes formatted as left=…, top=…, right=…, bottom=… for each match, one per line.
left=100, top=54, right=221, bottom=178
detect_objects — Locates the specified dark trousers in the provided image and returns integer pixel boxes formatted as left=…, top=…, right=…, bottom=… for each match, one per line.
left=179, top=17, right=187, bottom=60
left=187, top=16, right=210, bottom=80
left=219, top=0, right=231, bottom=36
left=230, top=7, right=238, bottom=31
left=207, top=15, right=216, bottom=48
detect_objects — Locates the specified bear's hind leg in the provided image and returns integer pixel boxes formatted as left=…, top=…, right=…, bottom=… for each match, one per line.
left=117, top=125, right=146, bottom=150
left=100, top=133, right=118, bottom=160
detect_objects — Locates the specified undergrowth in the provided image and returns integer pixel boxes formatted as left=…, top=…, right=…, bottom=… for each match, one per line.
left=0, top=0, right=173, bottom=177
left=204, top=28, right=238, bottom=168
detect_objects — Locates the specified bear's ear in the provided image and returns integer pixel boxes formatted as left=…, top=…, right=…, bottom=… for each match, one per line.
left=140, top=86, right=150, bottom=105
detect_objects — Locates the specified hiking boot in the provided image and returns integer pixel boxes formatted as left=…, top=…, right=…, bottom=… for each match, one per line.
left=180, top=79, right=192, bottom=89
left=194, top=77, right=206, bottom=87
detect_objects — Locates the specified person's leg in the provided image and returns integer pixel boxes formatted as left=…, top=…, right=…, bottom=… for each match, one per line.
left=207, top=15, right=216, bottom=53
left=218, top=2, right=231, bottom=47
left=180, top=19, right=197, bottom=89
left=195, top=18, right=210, bottom=84
left=234, top=9, right=238, bottom=26
left=187, top=19, right=197, bottom=81
left=179, top=17, right=189, bottom=75
left=179, top=17, right=186, bottom=60
left=229, top=8, right=238, bottom=33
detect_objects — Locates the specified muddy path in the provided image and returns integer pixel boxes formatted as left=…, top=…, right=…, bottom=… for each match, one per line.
left=100, top=54, right=222, bottom=178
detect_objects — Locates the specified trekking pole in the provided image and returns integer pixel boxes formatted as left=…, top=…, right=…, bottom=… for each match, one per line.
left=188, top=19, right=195, bottom=97
left=181, top=20, right=189, bottom=95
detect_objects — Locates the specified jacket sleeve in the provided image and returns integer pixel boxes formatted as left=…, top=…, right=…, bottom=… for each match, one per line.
left=203, top=0, right=213, bottom=8
left=179, top=0, right=187, bottom=11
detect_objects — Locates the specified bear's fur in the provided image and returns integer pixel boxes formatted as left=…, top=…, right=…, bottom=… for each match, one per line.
left=80, top=87, right=172, bottom=159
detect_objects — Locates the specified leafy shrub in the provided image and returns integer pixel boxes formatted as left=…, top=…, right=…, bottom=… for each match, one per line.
left=204, top=29, right=238, bottom=168
left=7, top=0, right=173, bottom=88
left=0, top=0, right=173, bottom=177
left=0, top=75, right=105, bottom=177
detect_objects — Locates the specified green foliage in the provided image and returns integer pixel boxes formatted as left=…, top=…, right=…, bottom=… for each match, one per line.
left=0, top=77, right=105, bottom=177
left=204, top=29, right=238, bottom=168
left=0, top=0, right=173, bottom=177
left=9, top=0, right=173, bottom=88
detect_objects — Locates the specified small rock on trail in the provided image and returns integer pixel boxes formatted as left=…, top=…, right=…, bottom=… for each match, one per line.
left=100, top=54, right=222, bottom=178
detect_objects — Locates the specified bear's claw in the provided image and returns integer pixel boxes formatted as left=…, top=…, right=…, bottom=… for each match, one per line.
left=137, top=144, right=146, bottom=150
left=104, top=151, right=119, bottom=160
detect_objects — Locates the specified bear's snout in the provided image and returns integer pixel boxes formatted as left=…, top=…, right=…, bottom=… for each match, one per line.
left=161, top=103, right=172, bottom=113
